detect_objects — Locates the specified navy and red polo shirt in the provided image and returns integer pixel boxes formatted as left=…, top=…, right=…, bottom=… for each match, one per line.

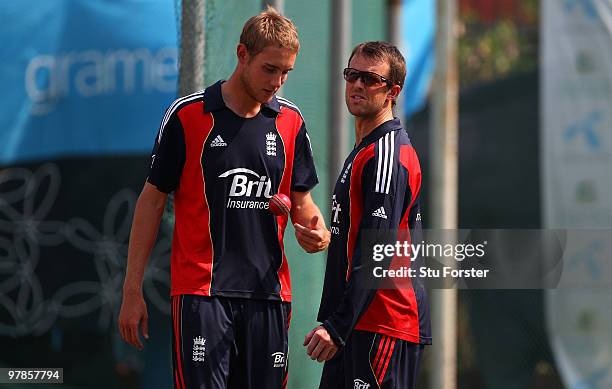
left=148, top=80, right=318, bottom=302
left=317, top=118, right=432, bottom=345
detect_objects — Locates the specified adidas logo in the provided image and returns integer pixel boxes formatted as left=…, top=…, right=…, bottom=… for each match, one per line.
left=210, top=135, right=227, bottom=147
left=372, top=207, right=387, bottom=219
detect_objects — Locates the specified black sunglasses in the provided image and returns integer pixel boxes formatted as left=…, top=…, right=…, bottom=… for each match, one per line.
left=343, top=67, right=394, bottom=87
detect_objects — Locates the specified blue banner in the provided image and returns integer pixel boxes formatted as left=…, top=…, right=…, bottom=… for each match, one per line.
left=401, top=0, right=436, bottom=118
left=0, top=0, right=178, bottom=165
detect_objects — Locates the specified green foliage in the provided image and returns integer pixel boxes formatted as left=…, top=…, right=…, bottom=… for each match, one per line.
left=458, top=1, right=539, bottom=87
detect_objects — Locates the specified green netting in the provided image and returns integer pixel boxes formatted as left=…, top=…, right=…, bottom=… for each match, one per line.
left=179, top=1, right=386, bottom=387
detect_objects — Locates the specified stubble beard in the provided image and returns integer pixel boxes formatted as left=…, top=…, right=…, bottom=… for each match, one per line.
left=348, top=100, right=382, bottom=119
left=239, top=70, right=263, bottom=104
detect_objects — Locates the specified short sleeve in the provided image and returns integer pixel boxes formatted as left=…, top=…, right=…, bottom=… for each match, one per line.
left=291, top=123, right=318, bottom=192
left=147, top=112, right=186, bottom=193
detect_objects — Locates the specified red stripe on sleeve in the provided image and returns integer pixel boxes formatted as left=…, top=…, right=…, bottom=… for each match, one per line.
left=399, top=145, right=422, bottom=212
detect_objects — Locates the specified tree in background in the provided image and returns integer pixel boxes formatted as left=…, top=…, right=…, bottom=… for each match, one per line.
left=458, top=0, right=539, bottom=87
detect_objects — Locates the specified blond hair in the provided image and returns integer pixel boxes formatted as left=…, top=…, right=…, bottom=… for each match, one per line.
left=240, top=6, right=300, bottom=56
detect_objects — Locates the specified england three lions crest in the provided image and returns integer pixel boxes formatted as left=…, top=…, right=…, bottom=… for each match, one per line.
left=192, top=336, right=206, bottom=363
left=266, top=132, right=277, bottom=156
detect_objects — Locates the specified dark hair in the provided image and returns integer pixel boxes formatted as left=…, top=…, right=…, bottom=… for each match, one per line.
left=348, top=41, right=406, bottom=89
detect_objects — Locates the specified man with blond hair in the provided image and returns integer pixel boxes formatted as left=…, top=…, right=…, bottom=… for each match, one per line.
left=119, top=7, right=330, bottom=389
left=305, top=41, right=431, bottom=389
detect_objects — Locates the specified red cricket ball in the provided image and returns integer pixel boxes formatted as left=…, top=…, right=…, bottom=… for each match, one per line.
left=268, top=193, right=291, bottom=216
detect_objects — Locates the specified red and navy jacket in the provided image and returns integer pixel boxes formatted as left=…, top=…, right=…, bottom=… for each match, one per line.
left=317, top=118, right=432, bottom=345
left=147, top=80, right=318, bottom=302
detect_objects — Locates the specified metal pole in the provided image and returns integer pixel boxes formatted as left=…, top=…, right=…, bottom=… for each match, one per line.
left=262, top=0, right=284, bottom=13
left=429, top=0, right=458, bottom=388
left=179, top=0, right=205, bottom=97
left=387, top=0, right=403, bottom=118
left=329, top=0, right=351, bottom=190
left=387, top=0, right=402, bottom=44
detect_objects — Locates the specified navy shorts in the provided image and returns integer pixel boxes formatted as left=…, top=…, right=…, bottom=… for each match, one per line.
left=319, top=330, right=425, bottom=389
left=171, top=295, right=291, bottom=389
